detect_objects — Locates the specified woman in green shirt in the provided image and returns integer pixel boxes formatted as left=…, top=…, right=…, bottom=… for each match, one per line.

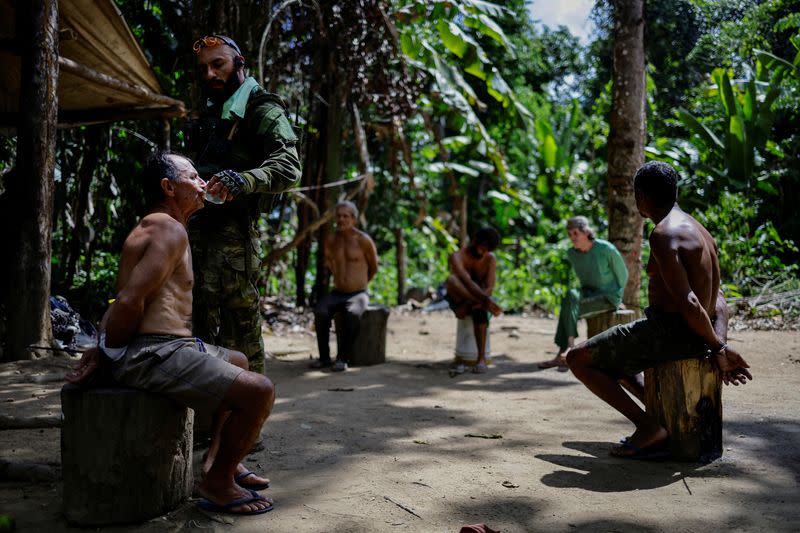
left=540, top=216, right=629, bottom=369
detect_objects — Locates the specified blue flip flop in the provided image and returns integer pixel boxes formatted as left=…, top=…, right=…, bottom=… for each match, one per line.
left=235, top=470, right=270, bottom=491
left=197, top=489, right=274, bottom=515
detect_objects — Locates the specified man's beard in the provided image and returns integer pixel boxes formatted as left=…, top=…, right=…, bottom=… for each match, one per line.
left=206, top=73, right=243, bottom=105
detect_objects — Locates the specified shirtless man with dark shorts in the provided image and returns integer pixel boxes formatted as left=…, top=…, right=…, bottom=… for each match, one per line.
left=567, top=161, right=752, bottom=458
left=445, top=227, right=503, bottom=373
left=311, top=201, right=378, bottom=372
left=67, top=152, right=274, bottom=515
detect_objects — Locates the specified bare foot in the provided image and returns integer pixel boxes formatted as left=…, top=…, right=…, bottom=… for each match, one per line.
left=472, top=362, right=489, bottom=374
left=538, top=353, right=567, bottom=369
left=610, top=425, right=668, bottom=457
left=235, top=464, right=270, bottom=490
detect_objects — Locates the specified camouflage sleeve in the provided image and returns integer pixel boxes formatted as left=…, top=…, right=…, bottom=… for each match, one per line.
left=239, top=103, right=302, bottom=194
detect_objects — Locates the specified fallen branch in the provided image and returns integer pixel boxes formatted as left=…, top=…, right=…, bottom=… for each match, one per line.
left=383, top=496, right=421, bottom=519
left=0, top=414, right=63, bottom=430
left=0, top=460, right=59, bottom=482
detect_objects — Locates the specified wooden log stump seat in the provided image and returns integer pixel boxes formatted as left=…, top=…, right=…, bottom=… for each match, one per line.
left=61, top=385, right=193, bottom=526
left=585, top=308, right=638, bottom=338
left=644, top=357, right=722, bottom=463
left=336, top=305, right=390, bottom=366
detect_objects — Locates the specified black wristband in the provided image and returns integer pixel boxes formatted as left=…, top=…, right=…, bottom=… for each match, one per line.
left=216, top=169, right=247, bottom=197
left=711, top=342, right=727, bottom=355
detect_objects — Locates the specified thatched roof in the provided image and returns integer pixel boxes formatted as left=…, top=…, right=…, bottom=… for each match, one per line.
left=0, top=0, right=185, bottom=127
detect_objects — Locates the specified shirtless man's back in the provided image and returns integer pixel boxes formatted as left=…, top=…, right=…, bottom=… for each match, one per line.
left=312, top=201, right=378, bottom=371
left=567, top=161, right=751, bottom=458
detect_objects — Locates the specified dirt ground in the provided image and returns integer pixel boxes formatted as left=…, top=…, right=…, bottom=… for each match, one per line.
left=1, top=309, right=799, bottom=532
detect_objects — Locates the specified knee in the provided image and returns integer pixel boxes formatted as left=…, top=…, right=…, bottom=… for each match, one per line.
left=247, top=373, right=275, bottom=414
left=565, top=346, right=589, bottom=370
left=228, top=350, right=249, bottom=370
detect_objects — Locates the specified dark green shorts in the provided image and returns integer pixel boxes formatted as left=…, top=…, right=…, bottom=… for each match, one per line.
left=581, top=307, right=710, bottom=377
left=445, top=293, right=490, bottom=324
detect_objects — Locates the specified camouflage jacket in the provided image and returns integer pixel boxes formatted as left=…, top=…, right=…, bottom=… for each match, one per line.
left=188, top=80, right=301, bottom=272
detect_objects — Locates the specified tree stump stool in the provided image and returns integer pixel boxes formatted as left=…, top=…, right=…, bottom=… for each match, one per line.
left=644, top=358, right=722, bottom=462
left=586, top=309, right=638, bottom=338
left=337, top=305, right=390, bottom=366
left=61, top=385, right=194, bottom=525
left=454, top=316, right=491, bottom=366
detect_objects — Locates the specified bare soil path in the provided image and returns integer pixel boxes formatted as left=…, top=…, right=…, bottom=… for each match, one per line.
left=1, top=311, right=798, bottom=532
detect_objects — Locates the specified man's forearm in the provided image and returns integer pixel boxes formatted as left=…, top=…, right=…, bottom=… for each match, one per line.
left=680, top=295, right=723, bottom=350
left=713, top=290, right=729, bottom=344
left=242, top=142, right=302, bottom=195
left=102, top=299, right=144, bottom=347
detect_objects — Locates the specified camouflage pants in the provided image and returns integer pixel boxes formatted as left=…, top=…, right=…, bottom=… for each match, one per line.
left=192, top=252, right=265, bottom=374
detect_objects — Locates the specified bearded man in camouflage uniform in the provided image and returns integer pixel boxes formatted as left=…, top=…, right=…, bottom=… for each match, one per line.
left=189, top=35, right=301, bottom=373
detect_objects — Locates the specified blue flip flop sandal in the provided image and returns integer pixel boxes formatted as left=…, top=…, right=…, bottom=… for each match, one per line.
left=235, top=470, right=270, bottom=491
left=197, top=489, right=274, bottom=515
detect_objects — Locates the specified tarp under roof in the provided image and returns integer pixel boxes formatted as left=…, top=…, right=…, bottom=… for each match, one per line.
left=0, top=0, right=185, bottom=127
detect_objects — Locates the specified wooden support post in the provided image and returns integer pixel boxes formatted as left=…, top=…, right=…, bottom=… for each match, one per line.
left=6, top=0, right=59, bottom=360
left=586, top=309, right=638, bottom=338
left=644, top=358, right=722, bottom=462
left=340, top=305, right=390, bottom=366
left=61, top=385, right=194, bottom=525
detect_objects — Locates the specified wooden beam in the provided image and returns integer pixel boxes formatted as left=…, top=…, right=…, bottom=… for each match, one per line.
left=0, top=105, right=186, bottom=128
left=58, top=56, right=185, bottom=110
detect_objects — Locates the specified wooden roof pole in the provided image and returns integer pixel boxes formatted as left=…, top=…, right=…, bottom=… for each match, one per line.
left=58, top=56, right=185, bottom=110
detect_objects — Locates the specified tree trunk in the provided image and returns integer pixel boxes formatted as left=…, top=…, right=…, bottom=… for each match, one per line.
left=159, top=119, right=171, bottom=151
left=340, top=306, right=390, bottom=366
left=395, top=227, right=406, bottom=305
left=61, top=385, right=194, bottom=525
left=312, top=48, right=347, bottom=304
left=585, top=308, right=638, bottom=338
left=458, top=194, right=468, bottom=244
left=63, top=127, right=102, bottom=290
left=607, top=0, right=646, bottom=308
left=6, top=0, right=59, bottom=360
left=644, top=358, right=723, bottom=462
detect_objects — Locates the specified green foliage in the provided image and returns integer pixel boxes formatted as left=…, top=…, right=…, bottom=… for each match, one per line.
left=676, top=61, right=785, bottom=190
left=693, top=192, right=797, bottom=291
left=493, top=237, right=571, bottom=312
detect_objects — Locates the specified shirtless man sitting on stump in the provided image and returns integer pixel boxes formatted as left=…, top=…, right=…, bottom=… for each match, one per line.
left=67, top=152, right=274, bottom=515
left=311, top=201, right=378, bottom=372
left=445, top=227, right=503, bottom=373
left=567, top=161, right=752, bottom=459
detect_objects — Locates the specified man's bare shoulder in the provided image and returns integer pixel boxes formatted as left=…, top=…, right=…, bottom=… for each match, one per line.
left=355, top=228, right=375, bottom=244
left=126, top=213, right=187, bottom=248
left=651, top=209, right=707, bottom=252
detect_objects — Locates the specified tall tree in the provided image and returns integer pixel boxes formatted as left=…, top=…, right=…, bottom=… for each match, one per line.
left=607, top=0, right=645, bottom=307
left=5, top=0, right=59, bottom=360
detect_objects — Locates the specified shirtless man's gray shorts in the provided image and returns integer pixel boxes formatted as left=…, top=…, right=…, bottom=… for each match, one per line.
left=110, top=335, right=244, bottom=414
left=582, top=307, right=711, bottom=377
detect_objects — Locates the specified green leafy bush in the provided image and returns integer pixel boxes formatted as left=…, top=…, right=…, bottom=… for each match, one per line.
left=693, top=191, right=797, bottom=293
